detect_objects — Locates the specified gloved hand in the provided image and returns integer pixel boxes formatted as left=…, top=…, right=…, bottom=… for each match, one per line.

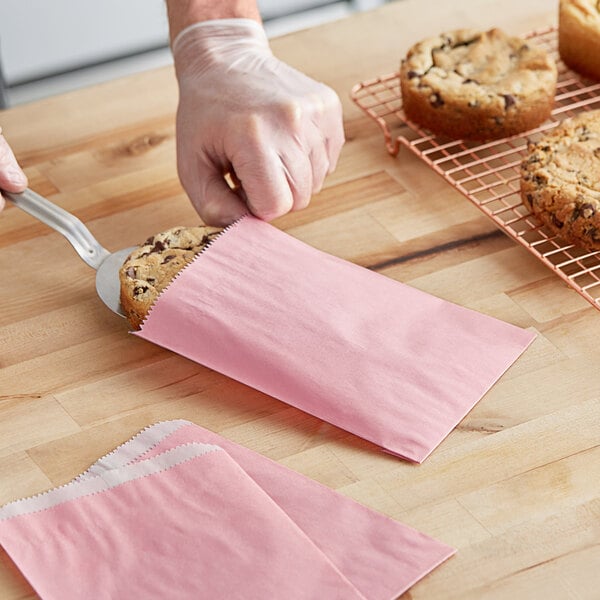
left=172, top=19, right=344, bottom=226
left=0, top=128, right=28, bottom=211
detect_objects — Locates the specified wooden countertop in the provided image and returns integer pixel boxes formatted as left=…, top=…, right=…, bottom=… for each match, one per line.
left=1, top=0, right=598, bottom=597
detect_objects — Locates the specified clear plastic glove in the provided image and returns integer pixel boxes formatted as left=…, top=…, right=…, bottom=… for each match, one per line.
left=0, top=128, right=28, bottom=211
left=172, top=19, right=344, bottom=226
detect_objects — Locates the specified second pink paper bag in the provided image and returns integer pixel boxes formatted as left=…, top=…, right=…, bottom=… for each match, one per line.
left=137, top=216, right=534, bottom=462
left=83, top=420, right=455, bottom=600
left=0, top=444, right=365, bottom=599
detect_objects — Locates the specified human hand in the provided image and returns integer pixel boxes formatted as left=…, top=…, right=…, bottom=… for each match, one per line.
left=0, top=128, right=28, bottom=211
left=172, top=19, right=344, bottom=226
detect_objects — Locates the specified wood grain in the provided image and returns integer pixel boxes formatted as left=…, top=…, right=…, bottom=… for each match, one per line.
left=1, top=0, right=598, bottom=598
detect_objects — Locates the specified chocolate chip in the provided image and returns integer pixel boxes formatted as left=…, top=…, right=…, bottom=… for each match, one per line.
left=143, top=235, right=155, bottom=246
left=126, top=267, right=136, bottom=278
left=503, top=94, right=516, bottom=109
left=133, top=285, right=149, bottom=296
left=407, top=70, right=419, bottom=79
left=594, top=147, right=600, bottom=158
left=151, top=240, right=166, bottom=253
left=526, top=193, right=534, bottom=204
left=463, top=78, right=478, bottom=84
left=551, top=214, right=564, bottom=229
left=533, top=174, right=547, bottom=186
left=162, top=254, right=176, bottom=264
left=430, top=93, right=444, bottom=108
left=147, top=277, right=156, bottom=285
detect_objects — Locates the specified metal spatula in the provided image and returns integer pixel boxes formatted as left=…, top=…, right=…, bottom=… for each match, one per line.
left=4, top=188, right=135, bottom=317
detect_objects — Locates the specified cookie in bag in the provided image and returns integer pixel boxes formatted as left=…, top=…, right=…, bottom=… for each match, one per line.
left=119, top=225, right=221, bottom=329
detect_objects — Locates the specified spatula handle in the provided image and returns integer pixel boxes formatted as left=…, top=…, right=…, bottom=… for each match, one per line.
left=4, top=188, right=110, bottom=270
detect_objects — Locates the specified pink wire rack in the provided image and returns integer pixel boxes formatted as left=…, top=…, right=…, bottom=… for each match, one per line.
left=350, top=27, right=600, bottom=312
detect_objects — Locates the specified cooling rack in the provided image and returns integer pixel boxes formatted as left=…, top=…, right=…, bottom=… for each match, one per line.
left=350, top=27, right=600, bottom=312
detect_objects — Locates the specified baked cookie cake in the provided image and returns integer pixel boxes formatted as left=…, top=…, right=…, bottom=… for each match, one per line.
left=559, top=0, right=600, bottom=80
left=400, top=28, right=557, bottom=140
left=520, top=109, right=600, bottom=252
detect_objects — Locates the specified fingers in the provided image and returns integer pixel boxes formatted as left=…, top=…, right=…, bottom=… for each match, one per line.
left=308, top=146, right=329, bottom=198
left=315, top=84, right=345, bottom=174
left=325, top=117, right=345, bottom=174
left=303, top=121, right=331, bottom=198
left=281, top=150, right=313, bottom=212
left=285, top=94, right=342, bottom=208
left=277, top=85, right=343, bottom=211
left=233, top=99, right=340, bottom=218
left=0, top=131, right=27, bottom=193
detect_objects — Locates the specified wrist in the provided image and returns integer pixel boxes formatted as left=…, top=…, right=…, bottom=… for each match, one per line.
left=172, top=19, right=271, bottom=78
left=166, top=0, right=261, bottom=44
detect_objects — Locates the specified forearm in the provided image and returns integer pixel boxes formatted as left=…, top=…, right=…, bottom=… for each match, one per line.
left=165, top=0, right=261, bottom=43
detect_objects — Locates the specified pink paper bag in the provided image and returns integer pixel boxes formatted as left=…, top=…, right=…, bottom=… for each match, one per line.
left=83, top=420, right=455, bottom=600
left=0, top=443, right=366, bottom=599
left=136, top=216, right=535, bottom=462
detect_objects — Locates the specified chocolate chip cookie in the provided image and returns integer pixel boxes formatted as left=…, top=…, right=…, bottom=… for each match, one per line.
left=520, top=109, right=600, bottom=252
left=559, top=0, right=600, bottom=80
left=119, top=226, right=221, bottom=329
left=400, top=28, right=557, bottom=140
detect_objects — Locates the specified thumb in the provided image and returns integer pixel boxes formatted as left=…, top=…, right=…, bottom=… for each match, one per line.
left=0, top=131, right=27, bottom=193
left=185, top=160, right=250, bottom=227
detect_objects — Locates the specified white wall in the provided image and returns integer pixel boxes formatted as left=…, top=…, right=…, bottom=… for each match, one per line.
left=0, top=0, right=388, bottom=105
left=0, top=0, right=169, bottom=84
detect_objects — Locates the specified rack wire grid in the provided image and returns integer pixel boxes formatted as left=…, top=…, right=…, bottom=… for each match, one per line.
left=351, top=27, right=600, bottom=312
